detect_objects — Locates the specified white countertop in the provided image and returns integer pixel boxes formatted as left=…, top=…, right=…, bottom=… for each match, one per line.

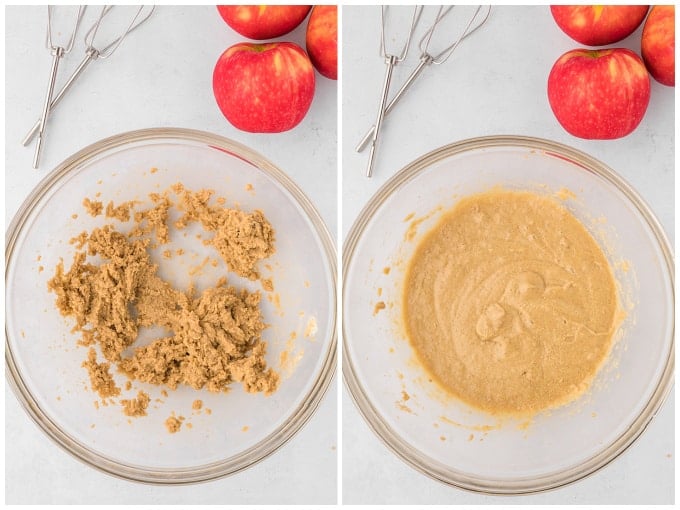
left=342, top=5, right=674, bottom=505
left=5, top=6, right=337, bottom=505
left=5, top=4, right=676, bottom=506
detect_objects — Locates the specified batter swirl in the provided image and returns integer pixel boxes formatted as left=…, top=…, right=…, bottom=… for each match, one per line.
left=403, top=190, right=619, bottom=414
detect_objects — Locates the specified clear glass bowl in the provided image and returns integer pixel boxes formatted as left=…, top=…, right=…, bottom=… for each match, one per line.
left=6, top=128, right=337, bottom=484
left=343, top=136, right=674, bottom=494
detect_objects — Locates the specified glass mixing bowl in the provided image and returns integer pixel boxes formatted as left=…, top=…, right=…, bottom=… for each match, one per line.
left=6, top=128, right=336, bottom=484
left=343, top=135, right=673, bottom=494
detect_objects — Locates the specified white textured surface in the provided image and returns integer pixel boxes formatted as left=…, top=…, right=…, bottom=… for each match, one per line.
left=342, top=5, right=674, bottom=505
left=4, top=4, right=676, bottom=505
left=5, top=6, right=337, bottom=504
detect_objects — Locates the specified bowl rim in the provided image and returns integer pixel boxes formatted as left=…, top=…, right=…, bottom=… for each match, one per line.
left=342, top=134, right=674, bottom=495
left=5, top=127, right=338, bottom=485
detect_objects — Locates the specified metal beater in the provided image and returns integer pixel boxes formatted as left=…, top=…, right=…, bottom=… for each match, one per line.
left=357, top=5, right=491, bottom=158
left=25, top=6, right=155, bottom=166
left=364, top=5, right=423, bottom=178
left=32, top=5, right=85, bottom=169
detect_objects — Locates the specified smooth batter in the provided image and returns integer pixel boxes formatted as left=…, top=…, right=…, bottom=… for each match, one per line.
left=403, top=190, right=619, bottom=415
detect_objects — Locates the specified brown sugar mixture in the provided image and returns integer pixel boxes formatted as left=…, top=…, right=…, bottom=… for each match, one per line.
left=173, top=184, right=274, bottom=280
left=82, top=347, right=120, bottom=399
left=403, top=190, right=620, bottom=415
left=165, top=415, right=184, bottom=434
left=121, top=391, right=151, bottom=417
left=48, top=184, right=280, bottom=425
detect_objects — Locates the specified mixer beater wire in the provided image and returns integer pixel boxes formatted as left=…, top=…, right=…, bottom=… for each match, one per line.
left=25, top=6, right=155, bottom=166
left=32, top=5, right=85, bottom=169
left=364, top=5, right=423, bottom=178
left=359, top=6, right=491, bottom=174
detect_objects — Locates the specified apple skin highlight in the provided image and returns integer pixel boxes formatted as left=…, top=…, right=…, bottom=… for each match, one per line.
left=217, top=5, right=311, bottom=40
left=213, top=42, right=316, bottom=133
left=641, top=5, right=675, bottom=87
left=547, top=48, right=651, bottom=140
left=550, top=5, right=649, bottom=46
left=306, top=5, right=338, bottom=80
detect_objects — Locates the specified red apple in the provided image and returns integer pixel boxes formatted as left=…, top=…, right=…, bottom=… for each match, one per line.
left=641, top=5, right=675, bottom=86
left=547, top=48, right=651, bottom=139
left=217, top=5, right=311, bottom=40
left=550, top=5, right=649, bottom=46
left=213, top=42, right=315, bottom=133
left=306, top=5, right=338, bottom=80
